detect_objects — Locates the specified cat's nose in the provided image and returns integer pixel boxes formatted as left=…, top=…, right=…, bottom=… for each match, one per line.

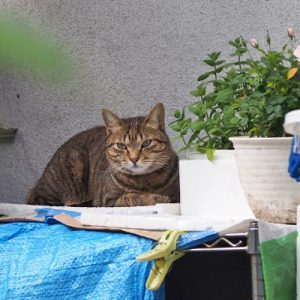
left=130, top=157, right=139, bottom=164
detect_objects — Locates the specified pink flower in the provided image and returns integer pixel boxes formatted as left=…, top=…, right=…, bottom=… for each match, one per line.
left=250, top=38, right=259, bottom=49
left=288, top=27, right=295, bottom=38
left=293, top=45, right=300, bottom=62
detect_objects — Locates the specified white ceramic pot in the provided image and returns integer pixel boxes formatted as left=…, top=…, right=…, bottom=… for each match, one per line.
left=179, top=150, right=254, bottom=220
left=230, top=136, right=299, bottom=224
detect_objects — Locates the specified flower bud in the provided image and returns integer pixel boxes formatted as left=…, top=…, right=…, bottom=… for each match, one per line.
left=288, top=27, right=295, bottom=38
left=250, top=38, right=259, bottom=49
left=293, top=45, right=300, bottom=62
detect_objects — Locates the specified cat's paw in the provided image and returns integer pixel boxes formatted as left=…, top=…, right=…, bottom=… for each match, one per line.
left=139, top=193, right=171, bottom=205
left=156, top=194, right=171, bottom=204
left=115, top=192, right=170, bottom=206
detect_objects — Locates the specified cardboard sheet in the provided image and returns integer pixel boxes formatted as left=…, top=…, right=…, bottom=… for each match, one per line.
left=0, top=214, right=164, bottom=240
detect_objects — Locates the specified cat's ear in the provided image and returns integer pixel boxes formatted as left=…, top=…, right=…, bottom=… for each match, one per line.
left=102, top=109, right=125, bottom=135
left=143, top=103, right=165, bottom=131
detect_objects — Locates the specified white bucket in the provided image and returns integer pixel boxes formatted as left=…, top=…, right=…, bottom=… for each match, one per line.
left=179, top=150, right=254, bottom=219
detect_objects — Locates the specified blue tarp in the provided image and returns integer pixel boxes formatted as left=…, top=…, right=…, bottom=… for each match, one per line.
left=0, top=222, right=163, bottom=300
left=0, top=209, right=219, bottom=300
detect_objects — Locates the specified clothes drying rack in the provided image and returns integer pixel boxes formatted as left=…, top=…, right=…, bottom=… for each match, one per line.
left=181, top=221, right=264, bottom=300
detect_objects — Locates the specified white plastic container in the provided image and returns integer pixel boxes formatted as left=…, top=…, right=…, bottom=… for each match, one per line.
left=284, top=109, right=300, bottom=136
left=229, top=136, right=299, bottom=223
left=179, top=150, right=254, bottom=219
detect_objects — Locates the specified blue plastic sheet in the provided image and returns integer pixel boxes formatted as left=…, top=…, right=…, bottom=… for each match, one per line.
left=0, top=222, right=163, bottom=300
left=0, top=208, right=219, bottom=299
left=288, top=137, right=300, bottom=181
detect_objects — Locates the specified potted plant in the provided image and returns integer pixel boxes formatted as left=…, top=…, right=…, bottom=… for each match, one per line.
left=171, top=29, right=300, bottom=223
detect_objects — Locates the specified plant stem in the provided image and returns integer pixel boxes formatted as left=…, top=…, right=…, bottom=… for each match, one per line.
left=214, top=65, right=217, bottom=81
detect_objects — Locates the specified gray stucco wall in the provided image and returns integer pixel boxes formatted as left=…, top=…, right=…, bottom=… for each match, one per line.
left=0, top=0, right=297, bottom=203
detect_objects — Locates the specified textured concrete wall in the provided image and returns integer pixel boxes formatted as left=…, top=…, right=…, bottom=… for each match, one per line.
left=0, top=0, right=297, bottom=203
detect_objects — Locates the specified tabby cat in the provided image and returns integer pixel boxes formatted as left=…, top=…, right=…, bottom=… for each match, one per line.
left=27, top=103, right=180, bottom=207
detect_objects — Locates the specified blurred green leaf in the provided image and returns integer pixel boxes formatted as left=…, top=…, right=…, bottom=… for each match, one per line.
left=206, top=149, right=214, bottom=161
left=0, top=16, right=72, bottom=82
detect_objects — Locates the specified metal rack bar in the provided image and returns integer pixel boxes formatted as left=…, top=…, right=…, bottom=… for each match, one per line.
left=248, top=221, right=265, bottom=300
left=184, top=246, right=247, bottom=252
left=180, top=220, right=265, bottom=300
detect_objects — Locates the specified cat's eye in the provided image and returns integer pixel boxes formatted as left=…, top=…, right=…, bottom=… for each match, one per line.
left=117, top=143, right=127, bottom=150
left=142, top=139, right=152, bottom=148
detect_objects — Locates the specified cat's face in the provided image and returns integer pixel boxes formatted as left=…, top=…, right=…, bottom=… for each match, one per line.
left=102, top=103, right=174, bottom=175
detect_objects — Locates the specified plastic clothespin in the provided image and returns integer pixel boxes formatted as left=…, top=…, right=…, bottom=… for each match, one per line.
left=136, top=230, right=185, bottom=291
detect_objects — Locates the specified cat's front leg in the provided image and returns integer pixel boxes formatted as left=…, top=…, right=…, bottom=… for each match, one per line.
left=100, top=191, right=123, bottom=207
left=114, top=192, right=170, bottom=207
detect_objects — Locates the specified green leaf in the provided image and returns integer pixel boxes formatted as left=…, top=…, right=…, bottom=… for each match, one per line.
left=171, top=135, right=184, bottom=142
left=197, top=85, right=206, bottom=96
left=188, top=130, right=201, bottom=144
left=266, top=30, right=271, bottom=46
left=215, top=60, right=226, bottom=66
left=240, top=117, right=249, bottom=126
left=174, top=110, right=181, bottom=118
left=208, top=51, right=221, bottom=60
left=206, top=149, right=214, bottom=161
left=208, top=128, right=222, bottom=136
left=190, top=120, right=204, bottom=131
left=263, top=128, right=271, bottom=136
left=170, top=122, right=182, bottom=132
left=230, top=49, right=247, bottom=57
left=191, top=85, right=206, bottom=97
left=248, top=127, right=258, bottom=137
left=282, top=43, right=288, bottom=51
left=203, top=59, right=216, bottom=66
left=177, top=145, right=192, bottom=154
left=265, top=106, right=273, bottom=114
left=215, top=89, right=233, bottom=102
left=191, top=90, right=199, bottom=97
left=230, top=117, right=239, bottom=125
left=188, top=103, right=205, bottom=116
left=229, top=40, right=238, bottom=47
left=197, top=72, right=211, bottom=81
left=215, top=66, right=224, bottom=73
left=274, top=105, right=281, bottom=113
left=240, top=36, right=247, bottom=48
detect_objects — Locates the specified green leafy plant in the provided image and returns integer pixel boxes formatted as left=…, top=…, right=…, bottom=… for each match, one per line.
left=170, top=30, right=300, bottom=159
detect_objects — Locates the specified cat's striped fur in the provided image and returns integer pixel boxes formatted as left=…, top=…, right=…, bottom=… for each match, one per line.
left=27, top=103, right=180, bottom=207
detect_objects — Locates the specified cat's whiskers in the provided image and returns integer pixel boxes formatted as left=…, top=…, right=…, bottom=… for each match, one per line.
left=142, top=159, right=174, bottom=172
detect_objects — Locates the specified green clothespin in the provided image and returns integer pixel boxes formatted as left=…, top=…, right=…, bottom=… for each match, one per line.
left=136, top=230, right=185, bottom=291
